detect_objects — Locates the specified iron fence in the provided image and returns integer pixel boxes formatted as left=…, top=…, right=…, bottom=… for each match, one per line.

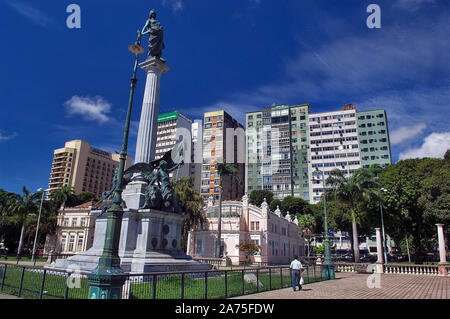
left=0, top=262, right=332, bottom=299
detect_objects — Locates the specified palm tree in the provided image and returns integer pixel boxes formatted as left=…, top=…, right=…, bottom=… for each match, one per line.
left=216, top=160, right=242, bottom=257
left=172, top=177, right=205, bottom=252
left=9, top=187, right=40, bottom=257
left=326, top=168, right=378, bottom=263
left=50, top=185, right=74, bottom=209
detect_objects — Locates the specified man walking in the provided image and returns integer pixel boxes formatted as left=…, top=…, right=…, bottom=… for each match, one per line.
left=290, top=256, right=303, bottom=291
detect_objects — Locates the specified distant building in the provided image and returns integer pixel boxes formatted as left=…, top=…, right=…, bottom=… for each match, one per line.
left=186, top=196, right=305, bottom=265
left=201, top=110, right=245, bottom=201
left=45, top=201, right=97, bottom=254
left=48, top=140, right=132, bottom=198
left=245, top=104, right=392, bottom=204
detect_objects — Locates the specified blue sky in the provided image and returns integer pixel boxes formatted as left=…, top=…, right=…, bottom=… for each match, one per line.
left=1, top=0, right=449, bottom=194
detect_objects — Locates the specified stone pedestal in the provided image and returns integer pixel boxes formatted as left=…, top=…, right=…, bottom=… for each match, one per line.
left=45, top=209, right=211, bottom=274
left=436, top=224, right=448, bottom=276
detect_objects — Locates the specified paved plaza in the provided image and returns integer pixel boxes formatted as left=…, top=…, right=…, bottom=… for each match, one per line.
left=234, top=272, right=449, bottom=299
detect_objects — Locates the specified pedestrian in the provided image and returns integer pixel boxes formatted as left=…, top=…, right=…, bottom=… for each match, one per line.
left=289, top=256, right=304, bottom=291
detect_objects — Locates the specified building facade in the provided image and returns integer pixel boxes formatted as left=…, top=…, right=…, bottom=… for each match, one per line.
left=48, top=140, right=132, bottom=197
left=186, top=195, right=305, bottom=265
left=200, top=110, right=245, bottom=201
left=245, top=104, right=392, bottom=203
left=154, top=111, right=198, bottom=183
left=246, top=104, right=311, bottom=200
left=49, top=202, right=97, bottom=254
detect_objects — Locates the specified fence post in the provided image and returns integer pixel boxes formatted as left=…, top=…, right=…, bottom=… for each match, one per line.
left=152, top=274, right=157, bottom=299
left=39, top=269, right=47, bottom=299
left=224, top=271, right=228, bottom=298
left=280, top=267, right=283, bottom=288
left=204, top=272, right=208, bottom=299
left=256, top=269, right=259, bottom=293
left=269, top=267, right=272, bottom=290
left=181, top=273, right=185, bottom=299
left=18, top=267, right=25, bottom=297
left=64, top=273, right=69, bottom=299
left=1, top=264, right=6, bottom=291
left=241, top=270, right=245, bottom=295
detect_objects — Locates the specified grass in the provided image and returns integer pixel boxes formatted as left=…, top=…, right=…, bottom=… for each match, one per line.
left=0, top=265, right=329, bottom=299
left=128, top=267, right=327, bottom=299
left=0, top=265, right=89, bottom=299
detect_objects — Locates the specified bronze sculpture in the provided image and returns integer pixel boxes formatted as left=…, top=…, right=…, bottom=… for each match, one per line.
left=141, top=9, right=166, bottom=61
left=123, top=139, right=184, bottom=213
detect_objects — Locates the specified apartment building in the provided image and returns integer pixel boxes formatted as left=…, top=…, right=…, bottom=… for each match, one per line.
left=246, top=104, right=311, bottom=200
left=245, top=104, right=392, bottom=204
left=200, top=110, right=245, bottom=201
left=48, top=140, right=132, bottom=197
left=154, top=111, right=197, bottom=181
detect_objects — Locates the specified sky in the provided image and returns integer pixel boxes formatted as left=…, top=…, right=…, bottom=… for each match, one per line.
left=0, top=0, right=449, bottom=194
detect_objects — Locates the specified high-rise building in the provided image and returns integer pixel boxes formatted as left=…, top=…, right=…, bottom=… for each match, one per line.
left=246, top=104, right=311, bottom=199
left=200, top=110, right=245, bottom=201
left=191, top=120, right=203, bottom=193
left=155, top=111, right=195, bottom=181
left=48, top=140, right=132, bottom=198
left=245, top=104, right=392, bottom=204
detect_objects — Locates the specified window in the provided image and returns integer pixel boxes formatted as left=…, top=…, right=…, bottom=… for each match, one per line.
left=80, top=218, right=86, bottom=227
left=68, top=234, right=75, bottom=252
left=61, top=234, right=67, bottom=251
left=195, top=239, right=202, bottom=255
left=71, top=218, right=77, bottom=227
left=77, top=234, right=84, bottom=252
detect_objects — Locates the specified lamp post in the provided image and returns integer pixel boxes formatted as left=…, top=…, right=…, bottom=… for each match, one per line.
left=314, top=168, right=334, bottom=279
left=379, top=188, right=388, bottom=264
left=87, top=31, right=145, bottom=299
left=31, top=188, right=46, bottom=264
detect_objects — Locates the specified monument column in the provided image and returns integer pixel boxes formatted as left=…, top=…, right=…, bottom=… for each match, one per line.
left=134, top=57, right=170, bottom=165
left=122, top=57, right=170, bottom=209
left=436, top=224, right=448, bottom=276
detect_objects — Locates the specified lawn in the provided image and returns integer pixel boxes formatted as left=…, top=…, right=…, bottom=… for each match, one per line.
left=128, top=267, right=326, bottom=299
left=0, top=265, right=328, bottom=299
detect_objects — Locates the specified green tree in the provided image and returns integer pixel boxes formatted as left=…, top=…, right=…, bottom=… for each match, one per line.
left=50, top=185, right=75, bottom=209
left=172, top=177, right=205, bottom=252
left=269, top=198, right=282, bottom=212
left=9, top=187, right=41, bottom=256
left=326, top=168, right=379, bottom=262
left=279, top=196, right=310, bottom=216
left=379, top=154, right=450, bottom=263
left=249, top=190, right=273, bottom=207
left=216, top=160, right=242, bottom=257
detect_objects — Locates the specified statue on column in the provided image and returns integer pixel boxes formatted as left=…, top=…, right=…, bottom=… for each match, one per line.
left=141, top=9, right=166, bottom=62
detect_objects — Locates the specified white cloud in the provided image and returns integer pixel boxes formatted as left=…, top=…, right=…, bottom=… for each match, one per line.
left=0, top=132, right=18, bottom=141
left=399, top=132, right=450, bottom=159
left=5, top=0, right=54, bottom=28
left=388, top=123, right=427, bottom=145
left=64, top=95, right=112, bottom=124
left=162, top=0, right=184, bottom=13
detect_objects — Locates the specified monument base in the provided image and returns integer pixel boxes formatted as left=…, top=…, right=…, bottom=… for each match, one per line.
left=45, top=208, right=211, bottom=274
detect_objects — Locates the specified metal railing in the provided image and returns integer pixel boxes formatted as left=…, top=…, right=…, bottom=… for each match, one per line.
left=0, top=262, right=332, bottom=299
left=335, top=262, right=450, bottom=276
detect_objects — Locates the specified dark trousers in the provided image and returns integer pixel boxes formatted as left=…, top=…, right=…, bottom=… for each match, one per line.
left=292, top=269, right=300, bottom=290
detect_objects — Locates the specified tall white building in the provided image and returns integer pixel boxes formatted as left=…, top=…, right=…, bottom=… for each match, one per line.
left=155, top=111, right=199, bottom=184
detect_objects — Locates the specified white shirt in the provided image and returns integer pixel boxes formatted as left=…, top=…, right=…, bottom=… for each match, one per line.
left=290, top=259, right=303, bottom=270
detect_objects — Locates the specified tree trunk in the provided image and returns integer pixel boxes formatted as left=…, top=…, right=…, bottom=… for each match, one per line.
left=352, top=220, right=360, bottom=263
left=17, top=222, right=26, bottom=256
